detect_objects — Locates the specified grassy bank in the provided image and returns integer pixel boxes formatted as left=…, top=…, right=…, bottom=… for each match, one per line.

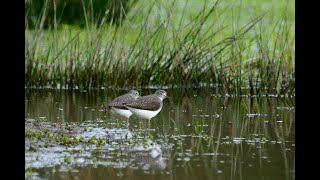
left=25, top=0, right=295, bottom=95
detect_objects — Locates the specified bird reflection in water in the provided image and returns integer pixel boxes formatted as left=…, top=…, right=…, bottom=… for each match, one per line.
left=127, top=145, right=166, bottom=170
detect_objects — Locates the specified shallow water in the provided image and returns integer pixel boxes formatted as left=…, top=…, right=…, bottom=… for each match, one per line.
left=25, top=89, right=295, bottom=179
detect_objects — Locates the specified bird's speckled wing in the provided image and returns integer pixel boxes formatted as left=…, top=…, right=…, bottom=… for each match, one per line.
left=124, top=95, right=161, bottom=111
left=109, top=94, right=136, bottom=109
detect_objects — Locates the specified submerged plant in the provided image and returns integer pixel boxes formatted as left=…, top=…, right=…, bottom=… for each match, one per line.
left=64, top=155, right=71, bottom=164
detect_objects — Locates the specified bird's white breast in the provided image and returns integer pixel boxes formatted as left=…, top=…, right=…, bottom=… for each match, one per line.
left=110, top=107, right=132, bottom=118
left=126, top=106, right=162, bottom=120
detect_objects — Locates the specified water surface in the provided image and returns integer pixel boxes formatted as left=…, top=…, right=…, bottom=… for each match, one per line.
left=25, top=89, right=295, bottom=179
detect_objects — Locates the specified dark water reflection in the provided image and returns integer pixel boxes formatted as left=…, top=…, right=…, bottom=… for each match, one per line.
left=25, top=89, right=295, bottom=179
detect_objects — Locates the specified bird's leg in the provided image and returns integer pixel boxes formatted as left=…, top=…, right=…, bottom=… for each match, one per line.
left=126, top=118, right=129, bottom=130
left=116, top=118, right=119, bottom=129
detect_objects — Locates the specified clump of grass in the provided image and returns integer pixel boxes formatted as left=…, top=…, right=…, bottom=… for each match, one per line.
left=26, top=168, right=33, bottom=177
left=25, top=128, right=42, bottom=139
left=88, top=136, right=96, bottom=144
left=64, top=155, right=71, bottom=164
left=25, top=0, right=294, bottom=95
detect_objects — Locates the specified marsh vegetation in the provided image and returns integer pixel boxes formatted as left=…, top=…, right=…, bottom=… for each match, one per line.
left=25, top=0, right=294, bottom=95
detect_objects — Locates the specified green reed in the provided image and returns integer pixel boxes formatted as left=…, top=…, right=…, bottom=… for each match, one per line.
left=25, top=0, right=294, bottom=95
